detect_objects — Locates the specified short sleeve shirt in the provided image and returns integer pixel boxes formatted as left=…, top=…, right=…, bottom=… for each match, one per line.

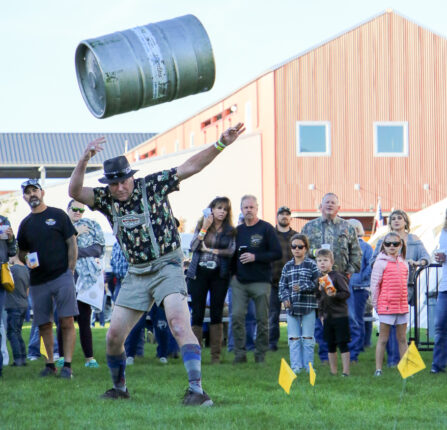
left=90, top=168, right=181, bottom=264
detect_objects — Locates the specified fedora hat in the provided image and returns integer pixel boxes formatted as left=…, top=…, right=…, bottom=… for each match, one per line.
left=98, top=156, right=138, bottom=184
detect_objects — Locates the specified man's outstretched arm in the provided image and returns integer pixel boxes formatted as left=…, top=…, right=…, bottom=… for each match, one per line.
left=177, top=123, right=245, bottom=181
left=69, top=137, right=105, bottom=206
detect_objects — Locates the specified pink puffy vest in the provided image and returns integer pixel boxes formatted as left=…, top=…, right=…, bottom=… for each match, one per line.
left=377, top=259, right=409, bottom=314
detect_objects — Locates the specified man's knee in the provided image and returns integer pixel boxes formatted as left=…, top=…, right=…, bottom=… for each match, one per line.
left=39, top=322, right=52, bottom=333
left=59, top=317, right=75, bottom=330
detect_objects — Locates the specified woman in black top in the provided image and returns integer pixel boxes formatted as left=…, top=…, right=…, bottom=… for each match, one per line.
left=186, top=197, right=236, bottom=363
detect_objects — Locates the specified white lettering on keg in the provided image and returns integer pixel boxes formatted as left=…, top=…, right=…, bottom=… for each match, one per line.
left=121, top=215, right=143, bottom=229
left=130, top=26, right=168, bottom=100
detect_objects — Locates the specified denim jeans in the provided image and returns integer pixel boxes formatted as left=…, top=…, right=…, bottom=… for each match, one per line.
left=432, top=292, right=447, bottom=372
left=348, top=289, right=369, bottom=361
left=6, top=308, right=27, bottom=362
left=124, top=313, right=147, bottom=358
left=315, top=318, right=328, bottom=362
left=227, top=287, right=256, bottom=352
left=149, top=304, right=179, bottom=358
left=287, top=311, right=316, bottom=371
left=386, top=326, right=400, bottom=366
left=0, top=288, right=5, bottom=371
left=268, top=285, right=281, bottom=348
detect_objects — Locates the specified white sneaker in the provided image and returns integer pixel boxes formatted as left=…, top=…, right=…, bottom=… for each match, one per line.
left=159, top=357, right=168, bottom=364
left=374, top=369, right=382, bottom=377
left=126, top=357, right=134, bottom=365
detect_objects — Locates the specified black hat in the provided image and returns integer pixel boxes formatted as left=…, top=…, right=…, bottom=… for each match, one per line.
left=277, top=206, right=291, bottom=215
left=98, top=156, right=138, bottom=184
left=21, top=179, right=42, bottom=193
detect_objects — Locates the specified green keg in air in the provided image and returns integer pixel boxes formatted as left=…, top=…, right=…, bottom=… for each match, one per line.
left=75, top=14, right=215, bottom=119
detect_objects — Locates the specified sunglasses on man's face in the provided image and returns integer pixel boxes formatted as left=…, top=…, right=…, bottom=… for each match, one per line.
left=291, top=244, right=305, bottom=250
left=71, top=207, right=85, bottom=214
left=384, top=241, right=401, bottom=247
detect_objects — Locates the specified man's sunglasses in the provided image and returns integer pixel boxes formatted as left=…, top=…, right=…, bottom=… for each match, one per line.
left=291, top=244, right=305, bottom=250
left=384, top=241, right=401, bottom=247
left=71, top=207, right=85, bottom=213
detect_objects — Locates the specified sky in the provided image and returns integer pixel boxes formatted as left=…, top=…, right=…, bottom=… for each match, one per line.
left=1, top=0, right=447, bottom=190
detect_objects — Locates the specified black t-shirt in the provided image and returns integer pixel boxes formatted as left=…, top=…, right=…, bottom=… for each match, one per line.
left=235, top=219, right=282, bottom=284
left=17, top=207, right=77, bottom=286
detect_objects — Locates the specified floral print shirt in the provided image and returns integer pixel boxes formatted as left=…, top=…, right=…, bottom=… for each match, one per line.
left=91, top=168, right=181, bottom=264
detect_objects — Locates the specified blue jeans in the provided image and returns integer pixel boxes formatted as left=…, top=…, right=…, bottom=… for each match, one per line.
left=348, top=289, right=369, bottom=361
left=125, top=313, right=146, bottom=358
left=432, top=292, right=447, bottom=372
left=0, top=288, right=5, bottom=371
left=149, top=304, right=179, bottom=358
left=386, top=326, right=400, bottom=366
left=287, top=311, right=316, bottom=371
left=227, top=287, right=256, bottom=352
left=6, top=308, right=27, bottom=362
left=268, top=285, right=281, bottom=348
left=315, top=318, right=328, bottom=362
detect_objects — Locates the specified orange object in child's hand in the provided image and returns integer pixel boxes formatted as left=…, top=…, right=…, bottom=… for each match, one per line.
left=319, top=274, right=336, bottom=294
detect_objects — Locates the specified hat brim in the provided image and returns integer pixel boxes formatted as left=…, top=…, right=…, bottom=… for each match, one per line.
left=98, top=169, right=138, bottom=184
left=22, top=185, right=42, bottom=193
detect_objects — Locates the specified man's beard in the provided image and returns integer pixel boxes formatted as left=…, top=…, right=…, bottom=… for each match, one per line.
left=28, top=198, right=41, bottom=208
left=278, top=219, right=290, bottom=228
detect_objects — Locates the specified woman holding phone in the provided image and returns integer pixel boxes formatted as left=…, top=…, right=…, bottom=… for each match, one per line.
left=186, top=197, right=236, bottom=363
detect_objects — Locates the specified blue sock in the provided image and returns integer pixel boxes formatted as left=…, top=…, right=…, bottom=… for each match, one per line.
left=181, top=344, right=203, bottom=394
left=107, top=352, right=127, bottom=391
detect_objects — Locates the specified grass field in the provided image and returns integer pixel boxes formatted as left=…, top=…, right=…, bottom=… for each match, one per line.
left=1, top=324, right=446, bottom=430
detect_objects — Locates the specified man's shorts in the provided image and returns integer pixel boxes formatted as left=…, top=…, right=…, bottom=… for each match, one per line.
left=30, top=269, right=79, bottom=327
left=378, top=313, right=409, bottom=326
left=116, top=249, right=188, bottom=311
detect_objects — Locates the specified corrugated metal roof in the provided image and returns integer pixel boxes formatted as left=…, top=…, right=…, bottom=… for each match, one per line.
left=0, top=132, right=155, bottom=166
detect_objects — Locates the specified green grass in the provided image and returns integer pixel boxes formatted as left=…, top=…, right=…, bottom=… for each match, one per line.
left=1, top=324, right=446, bottom=429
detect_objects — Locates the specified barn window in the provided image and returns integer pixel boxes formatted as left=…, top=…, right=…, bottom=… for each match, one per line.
left=296, top=121, right=331, bottom=156
left=374, top=122, right=408, bottom=156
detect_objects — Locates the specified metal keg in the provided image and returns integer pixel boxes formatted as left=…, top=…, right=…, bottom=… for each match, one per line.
left=75, top=14, right=215, bottom=119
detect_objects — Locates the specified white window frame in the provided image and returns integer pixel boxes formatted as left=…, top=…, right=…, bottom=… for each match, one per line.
left=373, top=121, right=409, bottom=157
left=296, top=121, right=331, bottom=156
left=174, top=140, right=180, bottom=152
left=189, top=132, right=195, bottom=148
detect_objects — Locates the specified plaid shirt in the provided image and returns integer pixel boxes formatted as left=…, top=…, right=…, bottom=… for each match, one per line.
left=278, top=257, right=320, bottom=315
left=111, top=241, right=129, bottom=279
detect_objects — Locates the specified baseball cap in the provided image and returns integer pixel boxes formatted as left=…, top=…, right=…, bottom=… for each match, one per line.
left=277, top=206, right=291, bottom=215
left=21, top=179, right=42, bottom=192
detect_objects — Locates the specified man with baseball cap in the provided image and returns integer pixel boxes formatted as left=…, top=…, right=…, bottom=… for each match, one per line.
left=69, top=123, right=244, bottom=406
left=17, top=179, right=78, bottom=378
left=269, top=206, right=297, bottom=351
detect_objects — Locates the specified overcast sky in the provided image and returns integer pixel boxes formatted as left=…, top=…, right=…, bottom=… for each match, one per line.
left=2, top=0, right=447, bottom=136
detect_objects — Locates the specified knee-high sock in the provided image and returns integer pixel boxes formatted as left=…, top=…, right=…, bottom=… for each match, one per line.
left=107, top=352, right=127, bottom=391
left=181, top=344, right=203, bottom=394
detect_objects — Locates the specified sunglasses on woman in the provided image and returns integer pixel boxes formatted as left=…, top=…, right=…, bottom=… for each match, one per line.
left=291, top=244, right=305, bottom=250
left=71, top=207, right=85, bottom=213
left=384, top=241, right=401, bottom=247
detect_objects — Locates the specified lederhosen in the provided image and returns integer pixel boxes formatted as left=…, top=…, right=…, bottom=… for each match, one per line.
left=110, top=178, right=182, bottom=276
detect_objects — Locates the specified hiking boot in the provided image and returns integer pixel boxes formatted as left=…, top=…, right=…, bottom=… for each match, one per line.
left=39, top=366, right=57, bottom=377
left=182, top=388, right=213, bottom=407
left=101, top=388, right=130, bottom=399
left=85, top=359, right=99, bottom=368
left=60, top=367, right=73, bottom=379
left=233, top=355, right=247, bottom=365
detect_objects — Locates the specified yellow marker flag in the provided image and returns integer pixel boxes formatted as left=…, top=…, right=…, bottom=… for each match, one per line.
left=278, top=358, right=296, bottom=394
left=309, top=362, right=316, bottom=386
left=40, top=336, right=48, bottom=359
left=397, top=341, right=426, bottom=379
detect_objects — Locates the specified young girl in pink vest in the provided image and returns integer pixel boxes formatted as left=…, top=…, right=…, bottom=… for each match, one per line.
left=371, top=232, right=409, bottom=376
